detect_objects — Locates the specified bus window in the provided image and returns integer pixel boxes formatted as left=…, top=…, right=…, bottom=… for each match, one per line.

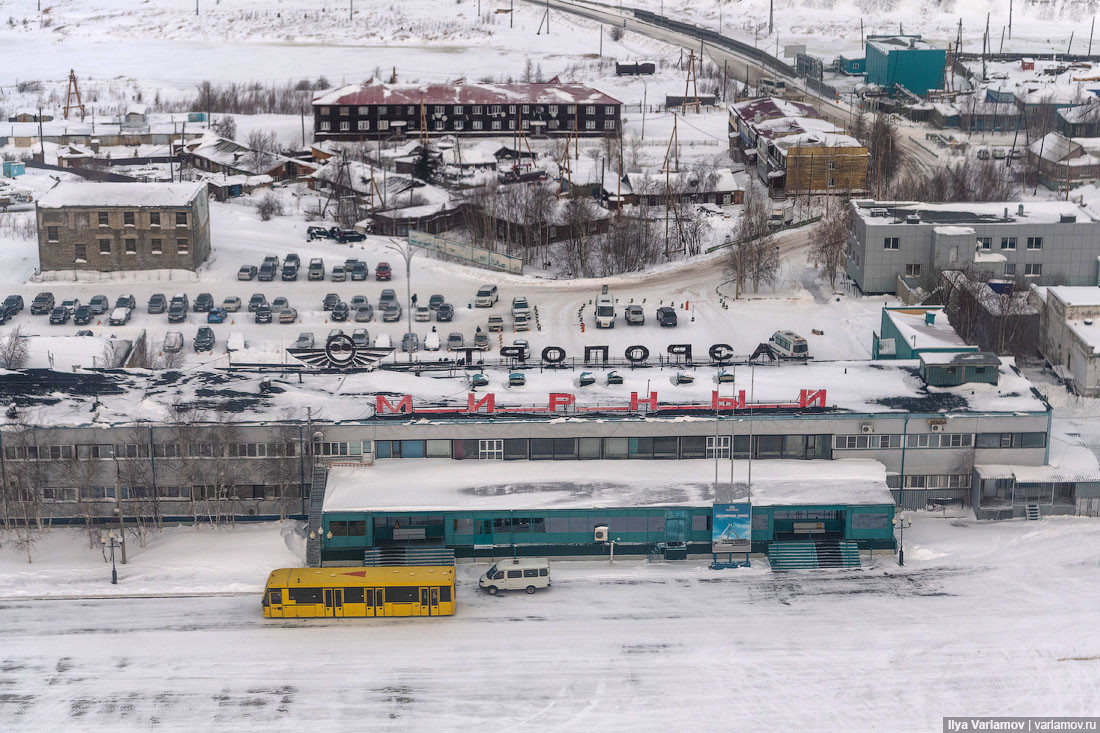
left=507, top=570, right=522, bottom=579
left=267, top=589, right=283, bottom=606
left=344, top=587, right=365, bottom=603
left=523, top=569, right=539, bottom=577
left=440, top=586, right=452, bottom=602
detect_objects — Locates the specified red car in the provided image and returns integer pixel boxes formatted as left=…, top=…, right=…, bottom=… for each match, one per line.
left=375, top=262, right=392, bottom=281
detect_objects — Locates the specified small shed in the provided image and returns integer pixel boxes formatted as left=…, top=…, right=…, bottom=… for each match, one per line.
left=3, top=160, right=25, bottom=178
left=838, top=55, right=865, bottom=75
left=918, top=351, right=1001, bottom=387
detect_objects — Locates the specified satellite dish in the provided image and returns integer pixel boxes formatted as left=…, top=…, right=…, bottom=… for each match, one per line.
left=442, top=115, right=448, bottom=121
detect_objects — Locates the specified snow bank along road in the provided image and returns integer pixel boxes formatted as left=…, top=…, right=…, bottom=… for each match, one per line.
left=3, top=520, right=1100, bottom=730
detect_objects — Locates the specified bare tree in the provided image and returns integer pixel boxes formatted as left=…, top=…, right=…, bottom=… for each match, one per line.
left=811, top=205, right=850, bottom=289
left=211, top=115, right=237, bottom=140
left=0, top=326, right=29, bottom=369
left=257, top=192, right=285, bottom=221
left=726, top=184, right=775, bottom=296
left=246, top=128, right=280, bottom=173
left=677, top=206, right=712, bottom=257
left=0, top=419, right=44, bottom=562
left=559, top=196, right=600, bottom=277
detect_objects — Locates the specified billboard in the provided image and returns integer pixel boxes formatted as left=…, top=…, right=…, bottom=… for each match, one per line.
left=712, top=503, right=751, bottom=553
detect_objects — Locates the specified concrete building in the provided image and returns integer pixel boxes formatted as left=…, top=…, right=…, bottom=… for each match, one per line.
left=1033, top=285, right=1100, bottom=395
left=846, top=199, right=1100, bottom=294
left=35, top=182, right=210, bottom=273
left=865, top=35, right=946, bottom=97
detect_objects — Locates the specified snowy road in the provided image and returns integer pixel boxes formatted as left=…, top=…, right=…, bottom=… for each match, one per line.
left=3, top=534, right=1099, bottom=731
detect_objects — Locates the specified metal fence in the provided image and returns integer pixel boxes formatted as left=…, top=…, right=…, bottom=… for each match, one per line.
left=409, top=230, right=523, bottom=274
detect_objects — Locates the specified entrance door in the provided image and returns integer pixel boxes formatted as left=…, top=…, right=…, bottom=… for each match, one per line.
left=373, top=587, right=385, bottom=617
left=420, top=587, right=431, bottom=616
left=665, top=510, right=688, bottom=543
left=479, top=439, right=503, bottom=459
left=324, top=588, right=344, bottom=618
left=430, top=587, right=440, bottom=614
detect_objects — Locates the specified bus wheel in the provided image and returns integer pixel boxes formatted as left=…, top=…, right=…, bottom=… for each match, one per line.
left=526, top=585, right=536, bottom=594
left=487, top=586, right=499, bottom=595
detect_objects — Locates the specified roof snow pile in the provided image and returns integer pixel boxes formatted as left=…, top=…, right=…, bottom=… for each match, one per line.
left=37, top=182, right=203, bottom=208
left=314, top=79, right=620, bottom=107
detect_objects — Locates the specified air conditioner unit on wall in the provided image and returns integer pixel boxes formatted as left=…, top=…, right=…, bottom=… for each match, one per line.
left=861, top=424, right=875, bottom=434
left=930, top=424, right=944, bottom=433
left=593, top=525, right=609, bottom=542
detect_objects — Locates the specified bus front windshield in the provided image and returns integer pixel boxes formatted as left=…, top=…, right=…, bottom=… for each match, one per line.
left=485, top=565, right=497, bottom=577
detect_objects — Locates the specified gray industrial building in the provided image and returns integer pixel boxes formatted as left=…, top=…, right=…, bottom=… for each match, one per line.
left=846, top=199, right=1100, bottom=294
left=1, top=358, right=1096, bottom=526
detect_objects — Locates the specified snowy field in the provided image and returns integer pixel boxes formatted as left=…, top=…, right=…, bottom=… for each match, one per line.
left=1, top=517, right=1100, bottom=728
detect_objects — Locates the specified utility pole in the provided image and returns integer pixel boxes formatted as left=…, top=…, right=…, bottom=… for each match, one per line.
left=1090, top=17, right=1096, bottom=56
left=768, top=0, right=773, bottom=35
left=1008, top=0, right=1012, bottom=40
left=600, top=25, right=603, bottom=57
left=37, top=108, right=44, bottom=162
left=510, top=0, right=513, bottom=28
left=350, top=0, right=353, bottom=22
left=1067, top=31, right=1074, bottom=56
left=112, top=456, right=127, bottom=565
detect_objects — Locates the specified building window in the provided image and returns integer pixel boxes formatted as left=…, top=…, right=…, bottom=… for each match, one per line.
left=977, top=236, right=991, bottom=249
left=827, top=177, right=836, bottom=187
left=883, top=237, right=899, bottom=250
left=98, top=239, right=111, bottom=255
left=124, top=238, right=137, bottom=254
left=357, top=120, right=369, bottom=131
left=45, top=225, right=60, bottom=242
left=378, top=106, right=387, bottom=116
left=74, top=243, right=86, bottom=262
left=827, top=160, right=837, bottom=170
left=320, top=121, right=331, bottom=131
left=604, top=120, right=615, bottom=130
left=508, top=105, right=516, bottom=114
left=472, top=120, right=483, bottom=130
left=453, top=105, right=463, bottom=114
left=434, top=105, right=445, bottom=114
left=98, top=211, right=109, bottom=227
left=377, top=120, right=389, bottom=131
left=905, top=263, right=922, bottom=277
left=548, top=105, right=558, bottom=115
left=175, top=212, right=187, bottom=227
left=585, top=121, right=595, bottom=130
left=1000, top=236, right=1016, bottom=250
left=454, top=120, right=464, bottom=130
left=586, top=105, right=596, bottom=114
left=339, top=106, right=349, bottom=115
left=434, top=121, right=444, bottom=131
left=492, top=120, right=501, bottom=130
left=177, top=238, right=189, bottom=254
left=1024, top=263, right=1042, bottom=276
left=508, top=120, right=515, bottom=130
left=150, top=211, right=160, bottom=227
left=472, top=105, right=482, bottom=115
left=319, top=106, right=330, bottom=115
left=521, top=120, right=529, bottom=130
left=605, top=105, right=615, bottom=115
left=339, top=121, right=350, bottom=131
left=567, top=105, right=576, bottom=114
left=1027, top=236, right=1043, bottom=250
left=1004, top=263, right=1015, bottom=275
left=123, top=211, right=135, bottom=227
left=150, top=239, right=162, bottom=254
left=491, top=105, right=501, bottom=114
left=357, top=106, right=368, bottom=115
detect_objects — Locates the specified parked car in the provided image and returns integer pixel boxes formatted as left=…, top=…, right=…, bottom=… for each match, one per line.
left=222, top=296, right=242, bottom=312
left=333, top=228, right=366, bottom=243
left=447, top=332, right=465, bottom=351
left=375, top=262, right=392, bottom=281
left=473, top=330, right=490, bottom=350
left=379, top=289, right=397, bottom=308
left=258, top=262, right=277, bottom=281
left=294, top=332, right=315, bottom=349
left=308, top=258, right=325, bottom=280
left=350, top=261, right=369, bottom=281
left=248, top=294, right=267, bottom=312
left=352, top=328, right=370, bottom=348
left=401, top=332, right=420, bottom=353
left=436, top=303, right=454, bottom=322
left=307, top=226, right=331, bottom=241
left=4, top=294, right=24, bottom=314
left=237, top=265, right=258, bottom=281
left=424, top=331, right=440, bottom=351
left=512, top=339, right=531, bottom=360
left=625, top=304, right=645, bottom=326
left=511, top=296, right=531, bottom=317
left=350, top=295, right=369, bottom=311
left=428, top=294, right=444, bottom=310
left=322, top=293, right=341, bottom=311
left=263, top=255, right=280, bottom=270
left=30, top=292, right=55, bottom=315
left=271, top=296, right=289, bottom=312
left=167, top=301, right=187, bottom=323
left=206, top=307, right=227, bottom=324
left=382, top=303, right=402, bottom=322
left=194, top=326, right=215, bottom=351
left=163, top=331, right=184, bottom=353
left=73, top=305, right=93, bottom=325
left=354, top=303, right=376, bottom=323
left=170, top=293, right=189, bottom=311
left=475, top=284, right=498, bottom=307
left=487, top=315, right=504, bottom=332
left=109, top=306, right=132, bottom=326
left=0, top=305, right=11, bottom=324
left=281, top=264, right=299, bottom=281
left=254, top=304, right=273, bottom=324
left=415, top=305, right=432, bottom=322
left=147, top=293, right=167, bottom=314
left=193, top=293, right=214, bottom=312
left=331, top=302, right=349, bottom=321
left=327, top=328, right=345, bottom=341
left=513, top=312, right=530, bottom=332
left=374, top=333, right=391, bottom=349
left=88, top=295, right=109, bottom=315
left=656, top=306, right=678, bottom=327
left=330, top=265, right=346, bottom=282
left=279, top=307, right=298, bottom=324
left=60, top=298, right=81, bottom=314
left=284, top=253, right=301, bottom=269
left=49, top=306, right=70, bottom=324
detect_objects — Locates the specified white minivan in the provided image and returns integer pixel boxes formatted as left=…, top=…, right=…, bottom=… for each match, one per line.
left=479, top=558, right=551, bottom=595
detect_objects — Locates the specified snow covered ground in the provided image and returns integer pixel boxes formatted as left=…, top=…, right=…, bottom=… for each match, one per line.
left=1, top=517, right=1099, bottom=728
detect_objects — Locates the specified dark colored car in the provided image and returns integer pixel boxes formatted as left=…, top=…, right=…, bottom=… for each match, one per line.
left=30, top=292, right=55, bottom=315
left=322, top=293, right=341, bottom=311
left=350, top=261, right=368, bottom=281
left=307, top=226, right=331, bottom=240
left=0, top=305, right=10, bottom=324
left=436, top=303, right=454, bottom=322
left=258, top=262, right=276, bottom=281
left=284, top=253, right=301, bottom=269
left=194, top=326, right=215, bottom=351
left=331, top=302, right=349, bottom=322
left=115, top=294, right=137, bottom=311
left=428, top=294, right=444, bottom=310
left=49, top=306, right=70, bottom=324
left=248, top=294, right=267, bottom=312
left=281, top=264, right=299, bottom=281
left=193, top=293, right=214, bottom=312
left=254, top=304, right=273, bottom=324
left=147, top=293, right=167, bottom=314
left=73, top=305, right=93, bottom=325
left=657, top=306, right=678, bottom=327
left=168, top=301, right=187, bottom=323
left=333, top=228, right=366, bottom=243
left=375, top=262, right=392, bottom=281
left=207, top=307, right=227, bottom=324
left=4, top=295, right=24, bottom=314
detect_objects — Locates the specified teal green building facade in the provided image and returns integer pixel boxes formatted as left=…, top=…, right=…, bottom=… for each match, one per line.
left=865, top=36, right=946, bottom=97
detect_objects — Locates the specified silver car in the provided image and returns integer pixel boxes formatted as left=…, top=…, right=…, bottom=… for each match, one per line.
left=352, top=328, right=370, bottom=347
left=295, top=332, right=314, bottom=349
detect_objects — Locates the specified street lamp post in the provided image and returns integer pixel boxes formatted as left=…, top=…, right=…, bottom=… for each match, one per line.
left=893, top=514, right=911, bottom=566
left=110, top=453, right=127, bottom=564
left=100, top=530, right=121, bottom=584
left=640, top=78, right=648, bottom=139
left=386, top=240, right=416, bottom=363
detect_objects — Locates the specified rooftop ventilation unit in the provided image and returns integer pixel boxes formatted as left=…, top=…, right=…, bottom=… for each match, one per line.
left=1060, top=213, right=1077, bottom=223
left=869, top=207, right=889, bottom=217
left=905, top=214, right=921, bottom=224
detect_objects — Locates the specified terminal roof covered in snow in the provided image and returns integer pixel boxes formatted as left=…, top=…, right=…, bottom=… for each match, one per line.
left=36, top=182, right=205, bottom=208
left=313, top=79, right=620, bottom=107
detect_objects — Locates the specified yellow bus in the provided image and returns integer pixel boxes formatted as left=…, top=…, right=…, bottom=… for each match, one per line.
left=262, top=566, right=456, bottom=618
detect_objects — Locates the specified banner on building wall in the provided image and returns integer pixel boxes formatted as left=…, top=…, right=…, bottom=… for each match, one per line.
left=711, top=502, right=752, bottom=553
